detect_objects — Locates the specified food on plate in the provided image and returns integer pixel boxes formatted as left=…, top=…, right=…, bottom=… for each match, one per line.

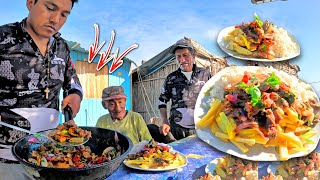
left=205, top=155, right=258, bottom=180
left=196, top=67, right=320, bottom=160
left=28, top=142, right=120, bottom=168
left=261, top=173, right=283, bottom=180
left=262, top=152, right=320, bottom=180
left=48, top=120, right=91, bottom=144
left=196, top=172, right=221, bottom=180
left=126, top=140, right=185, bottom=169
left=224, top=14, right=298, bottom=59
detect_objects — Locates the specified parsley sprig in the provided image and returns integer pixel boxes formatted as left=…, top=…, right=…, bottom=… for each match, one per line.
left=266, top=73, right=282, bottom=88
left=239, top=82, right=262, bottom=107
left=254, top=13, right=263, bottom=28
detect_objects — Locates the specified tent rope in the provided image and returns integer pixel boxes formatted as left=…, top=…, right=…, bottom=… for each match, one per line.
left=129, top=60, right=158, bottom=120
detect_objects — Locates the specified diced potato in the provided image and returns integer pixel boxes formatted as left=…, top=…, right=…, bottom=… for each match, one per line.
left=278, top=142, right=289, bottom=161
left=265, top=137, right=279, bottom=147
left=237, top=129, right=258, bottom=138
left=276, top=108, right=285, bottom=117
left=215, top=131, right=229, bottom=141
left=237, top=128, right=269, bottom=144
left=233, top=136, right=255, bottom=146
left=219, top=112, right=236, bottom=139
left=234, top=36, right=245, bottom=47
left=299, top=129, right=317, bottom=139
left=224, top=35, right=234, bottom=41
left=216, top=116, right=227, bottom=134
left=227, top=40, right=235, bottom=50
left=230, top=139, right=249, bottom=153
left=295, top=126, right=312, bottom=134
left=239, top=34, right=251, bottom=50
left=278, top=132, right=303, bottom=150
left=197, top=99, right=222, bottom=128
left=233, top=43, right=253, bottom=55
left=285, top=108, right=299, bottom=123
left=229, top=28, right=245, bottom=36
left=284, top=124, right=297, bottom=131
left=287, top=147, right=299, bottom=155
left=211, top=122, right=228, bottom=142
left=253, top=135, right=269, bottom=145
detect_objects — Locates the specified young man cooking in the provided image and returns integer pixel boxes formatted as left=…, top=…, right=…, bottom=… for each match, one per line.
left=0, top=0, right=82, bottom=179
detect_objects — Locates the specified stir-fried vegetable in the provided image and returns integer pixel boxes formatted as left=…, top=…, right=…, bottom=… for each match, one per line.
left=48, top=120, right=91, bottom=144
left=28, top=142, right=121, bottom=168
left=254, top=13, right=263, bottom=28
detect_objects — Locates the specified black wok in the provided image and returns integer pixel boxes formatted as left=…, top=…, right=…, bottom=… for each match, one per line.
left=12, top=127, right=133, bottom=180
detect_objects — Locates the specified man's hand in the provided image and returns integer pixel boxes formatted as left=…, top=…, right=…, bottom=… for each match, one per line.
left=160, top=123, right=170, bottom=136
left=61, top=94, right=81, bottom=118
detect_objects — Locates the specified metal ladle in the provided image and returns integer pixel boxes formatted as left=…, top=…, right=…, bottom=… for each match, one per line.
left=0, top=121, right=89, bottom=146
left=0, top=106, right=89, bottom=146
left=0, top=120, right=51, bottom=141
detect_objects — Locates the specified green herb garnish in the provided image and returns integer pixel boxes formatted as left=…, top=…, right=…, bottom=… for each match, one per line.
left=255, top=101, right=265, bottom=109
left=237, top=81, right=262, bottom=107
left=266, top=73, right=282, bottom=88
left=261, top=44, right=267, bottom=51
left=238, top=82, right=248, bottom=88
left=247, top=85, right=262, bottom=106
left=254, top=13, right=263, bottom=28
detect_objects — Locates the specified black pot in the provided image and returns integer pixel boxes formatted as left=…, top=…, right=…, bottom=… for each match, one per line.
left=12, top=127, right=133, bottom=180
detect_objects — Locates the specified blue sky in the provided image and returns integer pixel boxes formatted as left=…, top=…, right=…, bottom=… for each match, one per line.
left=1, top=0, right=320, bottom=94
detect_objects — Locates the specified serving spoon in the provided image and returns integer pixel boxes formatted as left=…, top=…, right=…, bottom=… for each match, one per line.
left=0, top=107, right=89, bottom=146
left=0, top=120, right=52, bottom=141
left=0, top=120, right=89, bottom=146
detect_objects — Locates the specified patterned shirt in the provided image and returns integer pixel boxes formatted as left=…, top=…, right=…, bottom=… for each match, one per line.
left=0, top=19, right=82, bottom=163
left=159, top=64, right=211, bottom=129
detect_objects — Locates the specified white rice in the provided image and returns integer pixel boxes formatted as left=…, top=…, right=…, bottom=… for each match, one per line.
left=273, top=27, right=298, bottom=58
left=276, top=69, right=317, bottom=102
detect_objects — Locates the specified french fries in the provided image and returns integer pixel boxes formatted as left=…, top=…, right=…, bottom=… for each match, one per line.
left=196, top=99, right=222, bottom=128
left=225, top=28, right=254, bottom=56
left=196, top=97, right=318, bottom=160
left=125, top=142, right=186, bottom=169
left=126, top=151, right=185, bottom=169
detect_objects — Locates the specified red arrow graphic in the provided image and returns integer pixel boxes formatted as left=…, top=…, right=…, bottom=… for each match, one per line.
left=88, top=24, right=106, bottom=63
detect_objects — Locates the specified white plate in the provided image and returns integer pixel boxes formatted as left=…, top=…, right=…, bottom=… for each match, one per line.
left=217, top=26, right=300, bottom=62
left=123, top=141, right=188, bottom=171
left=194, top=66, right=320, bottom=161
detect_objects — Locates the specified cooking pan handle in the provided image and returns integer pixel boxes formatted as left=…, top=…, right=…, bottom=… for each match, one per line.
left=63, top=105, right=73, bottom=122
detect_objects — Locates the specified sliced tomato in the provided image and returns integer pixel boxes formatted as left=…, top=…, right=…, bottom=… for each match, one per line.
left=242, top=74, right=250, bottom=84
left=72, top=155, right=80, bottom=163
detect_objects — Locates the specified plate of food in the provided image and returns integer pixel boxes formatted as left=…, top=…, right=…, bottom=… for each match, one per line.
left=203, top=155, right=258, bottom=180
left=217, top=14, right=300, bottom=62
left=262, top=152, right=320, bottom=179
left=123, top=140, right=187, bottom=171
left=195, top=66, right=320, bottom=161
